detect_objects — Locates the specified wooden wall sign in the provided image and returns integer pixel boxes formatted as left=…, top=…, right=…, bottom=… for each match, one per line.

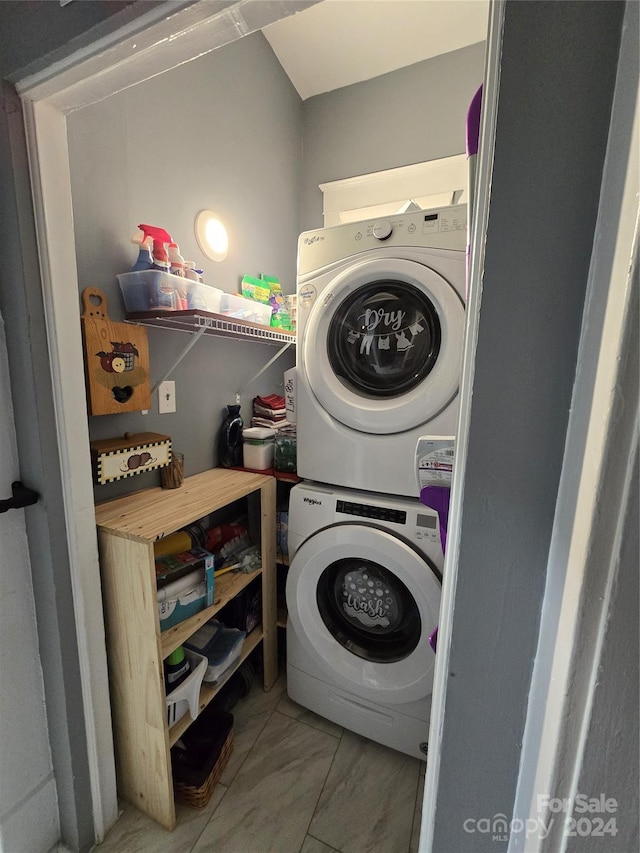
left=81, top=287, right=151, bottom=415
left=90, top=432, right=171, bottom=485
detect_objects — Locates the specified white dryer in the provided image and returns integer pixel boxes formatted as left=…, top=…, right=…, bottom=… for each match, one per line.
left=285, top=482, right=442, bottom=760
left=296, top=205, right=466, bottom=497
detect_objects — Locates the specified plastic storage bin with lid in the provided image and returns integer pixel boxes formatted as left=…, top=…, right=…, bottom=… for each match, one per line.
left=242, top=427, right=275, bottom=470
left=118, top=270, right=223, bottom=313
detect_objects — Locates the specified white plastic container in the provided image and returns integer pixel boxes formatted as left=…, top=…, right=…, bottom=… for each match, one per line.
left=165, top=648, right=208, bottom=727
left=183, top=279, right=222, bottom=313
left=117, top=270, right=222, bottom=314
left=219, top=293, right=273, bottom=326
left=242, top=427, right=275, bottom=470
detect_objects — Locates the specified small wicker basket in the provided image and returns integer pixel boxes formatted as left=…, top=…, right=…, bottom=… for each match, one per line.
left=172, top=711, right=234, bottom=810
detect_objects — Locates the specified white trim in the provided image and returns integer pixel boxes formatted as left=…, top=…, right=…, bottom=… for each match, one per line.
left=17, top=0, right=317, bottom=114
left=418, top=2, right=504, bottom=851
left=22, top=98, right=118, bottom=842
left=320, top=155, right=467, bottom=227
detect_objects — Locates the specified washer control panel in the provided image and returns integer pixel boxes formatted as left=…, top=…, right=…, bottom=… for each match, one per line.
left=337, top=499, right=406, bottom=525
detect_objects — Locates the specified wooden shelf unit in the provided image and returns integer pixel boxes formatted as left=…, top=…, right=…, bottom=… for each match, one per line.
left=95, top=468, right=277, bottom=831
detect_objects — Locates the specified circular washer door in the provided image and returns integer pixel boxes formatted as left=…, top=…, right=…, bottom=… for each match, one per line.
left=286, top=524, right=441, bottom=704
left=302, top=257, right=465, bottom=434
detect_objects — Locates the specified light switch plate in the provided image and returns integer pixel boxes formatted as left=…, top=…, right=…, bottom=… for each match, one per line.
left=158, top=381, right=176, bottom=414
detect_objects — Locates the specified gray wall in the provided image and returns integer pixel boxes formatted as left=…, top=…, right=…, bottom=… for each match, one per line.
left=67, top=30, right=481, bottom=503
left=431, top=3, right=625, bottom=851
left=67, top=31, right=300, bottom=501
left=300, top=42, right=486, bottom=231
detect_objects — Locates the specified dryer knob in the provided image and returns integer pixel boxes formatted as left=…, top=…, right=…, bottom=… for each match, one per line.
left=372, top=219, right=393, bottom=241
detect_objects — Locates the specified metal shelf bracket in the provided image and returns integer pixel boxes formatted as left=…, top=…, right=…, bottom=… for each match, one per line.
left=235, top=342, right=293, bottom=403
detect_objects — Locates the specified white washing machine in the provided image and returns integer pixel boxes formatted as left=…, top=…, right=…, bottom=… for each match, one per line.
left=296, top=204, right=466, bottom=498
left=285, top=481, right=443, bottom=760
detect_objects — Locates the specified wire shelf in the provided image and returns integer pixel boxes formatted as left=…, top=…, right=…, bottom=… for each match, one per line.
left=126, top=309, right=296, bottom=346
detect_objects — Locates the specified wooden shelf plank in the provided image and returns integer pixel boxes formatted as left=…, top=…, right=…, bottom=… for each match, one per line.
left=95, top=468, right=272, bottom=542
left=276, top=605, right=287, bottom=629
left=230, top=465, right=300, bottom=483
left=160, top=568, right=262, bottom=659
left=168, top=627, right=263, bottom=747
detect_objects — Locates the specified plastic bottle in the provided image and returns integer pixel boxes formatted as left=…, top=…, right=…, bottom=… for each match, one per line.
left=184, top=261, right=199, bottom=282
left=168, top=242, right=185, bottom=277
left=218, top=404, right=244, bottom=468
left=168, top=242, right=188, bottom=308
left=131, top=235, right=153, bottom=271
left=164, top=645, right=191, bottom=693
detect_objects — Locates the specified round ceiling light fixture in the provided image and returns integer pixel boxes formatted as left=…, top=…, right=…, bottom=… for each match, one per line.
left=195, top=209, right=229, bottom=262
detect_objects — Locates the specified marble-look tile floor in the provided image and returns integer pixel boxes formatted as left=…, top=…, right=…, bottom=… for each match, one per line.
left=95, top=669, right=426, bottom=853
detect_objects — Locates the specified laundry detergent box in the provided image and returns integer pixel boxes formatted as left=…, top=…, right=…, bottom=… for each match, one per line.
left=156, top=548, right=215, bottom=630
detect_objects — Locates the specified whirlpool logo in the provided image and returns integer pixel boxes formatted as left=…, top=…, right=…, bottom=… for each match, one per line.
left=303, top=235, right=325, bottom=246
left=303, top=497, right=322, bottom=506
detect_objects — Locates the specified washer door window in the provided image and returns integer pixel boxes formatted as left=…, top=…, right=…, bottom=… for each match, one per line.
left=303, top=257, right=465, bottom=434
left=317, top=558, right=421, bottom=663
left=286, top=524, right=442, bottom=704
left=328, top=281, right=441, bottom=398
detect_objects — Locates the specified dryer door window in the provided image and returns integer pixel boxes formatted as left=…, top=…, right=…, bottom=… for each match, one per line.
left=302, top=257, right=465, bottom=434
left=327, top=281, right=441, bottom=398
left=316, top=557, right=421, bottom=663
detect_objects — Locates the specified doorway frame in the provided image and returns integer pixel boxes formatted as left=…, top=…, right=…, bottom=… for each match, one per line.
left=14, top=1, right=637, bottom=849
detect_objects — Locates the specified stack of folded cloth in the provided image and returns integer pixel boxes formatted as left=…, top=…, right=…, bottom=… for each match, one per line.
left=252, top=394, right=292, bottom=430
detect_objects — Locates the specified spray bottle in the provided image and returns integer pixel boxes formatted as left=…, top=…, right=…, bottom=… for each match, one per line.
left=137, top=224, right=173, bottom=273
left=130, top=234, right=154, bottom=271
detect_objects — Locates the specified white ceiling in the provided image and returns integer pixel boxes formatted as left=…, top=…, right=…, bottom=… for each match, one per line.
left=263, top=0, right=489, bottom=101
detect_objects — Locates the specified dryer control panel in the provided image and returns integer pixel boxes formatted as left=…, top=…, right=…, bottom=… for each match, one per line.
left=297, top=205, right=467, bottom=276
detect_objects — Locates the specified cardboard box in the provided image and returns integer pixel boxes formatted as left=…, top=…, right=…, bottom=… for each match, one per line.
left=157, top=551, right=215, bottom=630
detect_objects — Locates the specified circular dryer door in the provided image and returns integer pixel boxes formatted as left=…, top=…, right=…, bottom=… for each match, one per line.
left=302, top=257, right=465, bottom=434
left=286, top=524, right=441, bottom=704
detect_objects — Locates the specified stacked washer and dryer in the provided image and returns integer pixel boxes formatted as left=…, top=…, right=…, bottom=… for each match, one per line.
left=285, top=205, right=467, bottom=760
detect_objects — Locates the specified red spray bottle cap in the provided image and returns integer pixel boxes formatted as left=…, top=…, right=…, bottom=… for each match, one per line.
left=138, top=224, right=172, bottom=263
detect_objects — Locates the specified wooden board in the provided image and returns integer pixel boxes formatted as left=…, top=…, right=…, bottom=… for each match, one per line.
left=81, top=287, right=151, bottom=415
left=95, top=468, right=273, bottom=542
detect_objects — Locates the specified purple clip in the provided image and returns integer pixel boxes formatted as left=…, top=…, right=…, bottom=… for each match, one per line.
left=429, top=627, right=438, bottom=653
left=419, top=485, right=450, bottom=555
left=466, top=85, right=483, bottom=158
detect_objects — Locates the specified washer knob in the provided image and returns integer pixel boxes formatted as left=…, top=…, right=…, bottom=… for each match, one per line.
left=372, top=219, right=393, bottom=241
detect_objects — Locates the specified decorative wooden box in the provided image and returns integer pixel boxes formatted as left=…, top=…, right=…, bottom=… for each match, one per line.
left=90, top=432, right=171, bottom=485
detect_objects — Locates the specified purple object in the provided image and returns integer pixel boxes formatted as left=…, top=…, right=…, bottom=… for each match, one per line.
left=420, top=486, right=451, bottom=657
left=466, top=84, right=483, bottom=157
left=429, top=627, right=438, bottom=653
left=420, top=485, right=451, bottom=555
left=465, top=85, right=483, bottom=300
